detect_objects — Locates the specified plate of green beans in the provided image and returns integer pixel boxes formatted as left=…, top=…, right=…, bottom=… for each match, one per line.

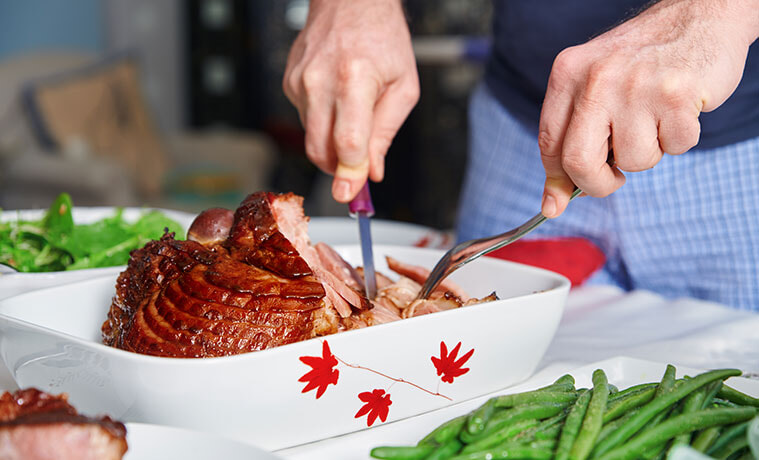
left=368, top=359, right=759, bottom=460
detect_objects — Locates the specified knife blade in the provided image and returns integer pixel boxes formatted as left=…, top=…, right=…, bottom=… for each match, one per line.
left=349, top=182, right=377, bottom=299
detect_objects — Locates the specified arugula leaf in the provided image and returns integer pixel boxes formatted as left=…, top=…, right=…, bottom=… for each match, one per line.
left=41, top=192, right=74, bottom=237
left=0, top=194, right=184, bottom=272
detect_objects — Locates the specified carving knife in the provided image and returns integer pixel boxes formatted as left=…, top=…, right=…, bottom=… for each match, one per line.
left=349, top=182, right=377, bottom=299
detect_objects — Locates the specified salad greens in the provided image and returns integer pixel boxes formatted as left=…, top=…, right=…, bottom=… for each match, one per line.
left=0, top=193, right=184, bottom=272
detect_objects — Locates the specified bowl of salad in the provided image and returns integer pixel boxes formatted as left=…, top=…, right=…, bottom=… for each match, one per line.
left=0, top=193, right=195, bottom=299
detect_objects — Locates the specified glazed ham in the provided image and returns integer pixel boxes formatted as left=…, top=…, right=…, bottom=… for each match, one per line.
left=103, top=191, right=495, bottom=358
left=0, top=389, right=127, bottom=460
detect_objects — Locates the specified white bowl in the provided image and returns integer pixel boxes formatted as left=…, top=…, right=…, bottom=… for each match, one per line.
left=0, top=207, right=196, bottom=300
left=0, top=245, right=569, bottom=450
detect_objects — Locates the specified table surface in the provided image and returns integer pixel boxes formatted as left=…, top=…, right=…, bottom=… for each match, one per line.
left=1, top=284, right=758, bottom=456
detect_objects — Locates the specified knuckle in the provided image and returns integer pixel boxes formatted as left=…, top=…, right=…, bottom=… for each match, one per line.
left=583, top=62, right=613, bottom=99
left=304, top=137, right=323, bottom=163
left=336, top=58, right=366, bottom=84
left=561, top=152, right=589, bottom=178
left=593, top=183, right=618, bottom=198
left=302, top=67, right=325, bottom=93
left=551, top=47, right=581, bottom=81
left=656, top=73, right=689, bottom=109
left=538, top=129, right=558, bottom=156
left=283, top=73, right=299, bottom=101
left=400, top=82, right=420, bottom=107
left=662, top=119, right=701, bottom=155
left=334, top=129, right=363, bottom=153
left=547, top=48, right=581, bottom=94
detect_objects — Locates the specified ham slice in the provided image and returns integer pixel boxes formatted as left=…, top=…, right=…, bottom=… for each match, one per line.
left=0, top=389, right=127, bottom=460
left=385, top=256, right=470, bottom=301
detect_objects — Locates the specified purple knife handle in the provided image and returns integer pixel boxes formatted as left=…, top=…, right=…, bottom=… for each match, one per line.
left=349, top=182, right=375, bottom=216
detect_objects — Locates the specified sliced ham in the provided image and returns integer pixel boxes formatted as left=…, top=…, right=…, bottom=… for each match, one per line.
left=104, top=191, right=496, bottom=358
left=385, top=256, right=470, bottom=301
left=0, top=388, right=127, bottom=460
left=315, top=242, right=364, bottom=291
left=270, top=196, right=368, bottom=318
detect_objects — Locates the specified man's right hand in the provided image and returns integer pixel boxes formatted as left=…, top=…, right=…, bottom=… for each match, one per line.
left=283, top=0, right=420, bottom=203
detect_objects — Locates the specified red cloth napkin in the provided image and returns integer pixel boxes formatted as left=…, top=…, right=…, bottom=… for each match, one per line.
left=485, top=237, right=605, bottom=287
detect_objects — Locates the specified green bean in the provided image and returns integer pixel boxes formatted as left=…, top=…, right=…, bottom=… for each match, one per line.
left=690, top=426, right=721, bottom=452
left=714, top=398, right=741, bottom=408
left=450, top=440, right=555, bottom=460
left=736, top=450, right=754, bottom=460
left=701, top=381, right=723, bottom=409
left=513, top=410, right=568, bottom=443
left=555, top=388, right=593, bottom=460
left=535, top=410, right=569, bottom=433
left=639, top=441, right=669, bottom=460
left=635, top=409, right=673, bottom=460
left=596, top=410, right=639, bottom=447
left=608, top=383, right=658, bottom=403
left=717, top=383, right=759, bottom=407
left=460, top=402, right=569, bottom=444
left=668, top=386, right=706, bottom=451
left=554, top=374, right=576, bottom=386
left=427, top=438, right=464, bottom=460
left=535, top=423, right=563, bottom=440
left=545, top=382, right=581, bottom=393
left=466, top=398, right=497, bottom=435
left=706, top=420, right=750, bottom=456
left=419, top=414, right=469, bottom=446
left=603, top=387, right=656, bottom=423
left=460, top=419, right=539, bottom=454
left=712, top=436, right=749, bottom=460
left=633, top=365, right=678, bottom=453
left=655, top=365, right=677, bottom=397
left=571, top=370, right=610, bottom=460
left=592, top=368, right=742, bottom=457
left=495, top=391, right=578, bottom=408
left=595, top=407, right=757, bottom=460
left=370, top=444, right=436, bottom=459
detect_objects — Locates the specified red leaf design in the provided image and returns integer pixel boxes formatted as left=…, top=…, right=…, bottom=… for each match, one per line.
left=431, top=341, right=474, bottom=384
left=354, top=389, right=392, bottom=426
left=298, top=341, right=339, bottom=398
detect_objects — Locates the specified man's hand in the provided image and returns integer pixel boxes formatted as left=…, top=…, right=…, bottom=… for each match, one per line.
left=539, top=0, right=759, bottom=218
left=283, top=0, right=419, bottom=202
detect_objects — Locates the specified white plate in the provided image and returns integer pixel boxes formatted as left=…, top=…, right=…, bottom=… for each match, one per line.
left=276, top=356, right=759, bottom=460
left=0, top=245, right=569, bottom=450
left=125, top=423, right=281, bottom=460
left=0, top=207, right=196, bottom=300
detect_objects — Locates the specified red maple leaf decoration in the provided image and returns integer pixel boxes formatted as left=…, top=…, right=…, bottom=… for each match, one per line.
left=431, top=341, right=474, bottom=384
left=354, top=389, right=392, bottom=426
left=298, top=341, right=339, bottom=398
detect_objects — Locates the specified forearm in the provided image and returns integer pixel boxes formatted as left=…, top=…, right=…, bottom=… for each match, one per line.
left=721, top=0, right=759, bottom=44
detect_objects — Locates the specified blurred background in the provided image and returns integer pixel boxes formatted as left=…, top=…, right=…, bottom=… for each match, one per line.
left=0, top=0, right=491, bottom=231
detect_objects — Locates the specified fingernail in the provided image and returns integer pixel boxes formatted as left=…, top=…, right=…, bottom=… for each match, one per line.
left=542, top=194, right=557, bottom=218
left=333, top=178, right=352, bottom=202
